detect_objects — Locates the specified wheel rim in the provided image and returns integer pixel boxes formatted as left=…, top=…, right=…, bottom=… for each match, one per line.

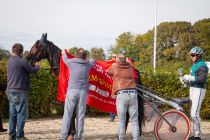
left=155, top=109, right=190, bottom=140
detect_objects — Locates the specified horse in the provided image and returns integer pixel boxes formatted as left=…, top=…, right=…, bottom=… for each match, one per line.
left=27, top=33, right=76, bottom=140
left=27, top=33, right=61, bottom=76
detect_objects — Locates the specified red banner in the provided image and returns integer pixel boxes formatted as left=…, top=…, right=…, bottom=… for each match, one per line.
left=57, top=53, right=117, bottom=113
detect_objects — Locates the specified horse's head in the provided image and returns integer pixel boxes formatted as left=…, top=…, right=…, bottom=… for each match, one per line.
left=27, top=33, right=61, bottom=76
left=27, top=33, right=48, bottom=65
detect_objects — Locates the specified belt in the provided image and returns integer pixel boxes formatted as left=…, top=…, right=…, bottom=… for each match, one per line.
left=118, top=90, right=136, bottom=94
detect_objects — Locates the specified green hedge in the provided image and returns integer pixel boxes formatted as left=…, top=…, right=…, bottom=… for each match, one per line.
left=0, top=60, right=210, bottom=119
left=0, top=60, right=102, bottom=119
left=0, top=60, right=63, bottom=119
left=0, top=60, right=8, bottom=118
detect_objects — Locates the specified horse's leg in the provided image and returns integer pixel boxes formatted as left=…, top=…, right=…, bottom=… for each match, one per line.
left=67, top=107, right=76, bottom=140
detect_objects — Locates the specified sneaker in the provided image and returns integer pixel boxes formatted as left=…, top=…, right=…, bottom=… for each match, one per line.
left=188, top=136, right=201, bottom=140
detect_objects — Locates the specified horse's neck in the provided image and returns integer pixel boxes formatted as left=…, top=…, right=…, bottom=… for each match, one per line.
left=47, top=45, right=61, bottom=75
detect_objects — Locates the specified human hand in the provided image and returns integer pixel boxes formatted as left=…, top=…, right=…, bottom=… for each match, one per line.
left=179, top=77, right=188, bottom=84
left=34, top=62, right=40, bottom=67
left=179, top=76, right=189, bottom=87
left=61, top=49, right=67, bottom=55
left=183, top=74, right=195, bottom=81
left=34, top=62, right=40, bottom=68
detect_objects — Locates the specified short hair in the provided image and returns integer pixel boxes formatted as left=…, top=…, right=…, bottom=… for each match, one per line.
left=116, top=54, right=126, bottom=64
left=12, top=43, right=23, bottom=55
left=76, top=48, right=87, bottom=59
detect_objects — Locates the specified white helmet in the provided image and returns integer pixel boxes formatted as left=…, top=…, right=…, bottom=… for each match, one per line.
left=189, top=47, right=203, bottom=55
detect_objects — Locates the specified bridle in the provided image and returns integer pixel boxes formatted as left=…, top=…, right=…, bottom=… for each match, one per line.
left=28, top=40, right=47, bottom=64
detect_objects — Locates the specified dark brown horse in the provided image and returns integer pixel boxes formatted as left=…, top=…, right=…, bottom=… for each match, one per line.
left=27, top=33, right=61, bottom=76
left=27, top=33, right=76, bottom=139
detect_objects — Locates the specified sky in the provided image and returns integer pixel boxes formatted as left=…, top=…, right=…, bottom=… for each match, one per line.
left=0, top=0, right=209, bottom=53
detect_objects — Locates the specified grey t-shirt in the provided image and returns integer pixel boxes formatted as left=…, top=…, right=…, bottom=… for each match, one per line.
left=6, top=55, right=40, bottom=92
left=62, top=54, right=95, bottom=90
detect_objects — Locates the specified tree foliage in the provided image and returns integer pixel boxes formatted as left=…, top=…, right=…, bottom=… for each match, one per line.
left=89, top=47, right=105, bottom=60
left=68, top=47, right=78, bottom=56
left=0, top=48, right=11, bottom=60
left=23, top=51, right=29, bottom=58
left=111, top=32, right=137, bottom=58
left=110, top=18, right=210, bottom=69
left=68, top=47, right=90, bottom=57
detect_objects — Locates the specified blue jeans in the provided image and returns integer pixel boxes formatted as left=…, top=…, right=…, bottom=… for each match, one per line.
left=116, top=90, right=140, bottom=140
left=60, top=89, right=88, bottom=140
left=109, top=112, right=115, bottom=121
left=7, top=92, right=28, bottom=138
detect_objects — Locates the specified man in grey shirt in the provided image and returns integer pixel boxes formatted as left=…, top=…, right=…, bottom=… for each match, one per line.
left=6, top=43, right=40, bottom=140
left=60, top=48, right=95, bottom=140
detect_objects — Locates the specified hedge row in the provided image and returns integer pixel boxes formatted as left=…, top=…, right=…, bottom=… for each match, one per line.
left=0, top=60, right=210, bottom=119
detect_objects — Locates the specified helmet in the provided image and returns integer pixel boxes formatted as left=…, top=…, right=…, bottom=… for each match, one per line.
left=189, top=47, right=203, bottom=55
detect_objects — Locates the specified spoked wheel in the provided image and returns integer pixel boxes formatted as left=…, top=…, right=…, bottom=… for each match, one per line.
left=154, top=109, right=190, bottom=140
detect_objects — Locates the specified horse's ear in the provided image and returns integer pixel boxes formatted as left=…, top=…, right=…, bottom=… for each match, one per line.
left=40, top=33, right=45, bottom=42
left=44, top=33, right=47, bottom=40
left=41, top=33, right=44, bottom=39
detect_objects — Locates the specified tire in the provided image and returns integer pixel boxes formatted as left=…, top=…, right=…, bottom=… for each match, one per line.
left=154, top=109, right=190, bottom=140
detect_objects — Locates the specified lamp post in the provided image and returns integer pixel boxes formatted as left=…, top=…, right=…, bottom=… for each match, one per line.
left=153, top=0, right=157, bottom=72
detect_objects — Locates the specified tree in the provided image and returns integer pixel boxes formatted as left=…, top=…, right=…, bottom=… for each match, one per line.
left=193, top=18, right=210, bottom=60
left=135, top=31, right=153, bottom=65
left=68, top=47, right=90, bottom=57
left=89, top=47, right=105, bottom=60
left=23, top=51, right=29, bottom=58
left=0, top=48, right=11, bottom=60
left=113, top=32, right=136, bottom=57
left=112, top=18, right=210, bottom=70
left=68, top=47, right=78, bottom=55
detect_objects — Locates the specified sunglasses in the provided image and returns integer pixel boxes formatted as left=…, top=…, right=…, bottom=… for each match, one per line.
left=191, top=54, right=197, bottom=57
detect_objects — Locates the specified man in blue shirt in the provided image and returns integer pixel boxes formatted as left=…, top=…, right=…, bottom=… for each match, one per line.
left=6, top=43, right=40, bottom=140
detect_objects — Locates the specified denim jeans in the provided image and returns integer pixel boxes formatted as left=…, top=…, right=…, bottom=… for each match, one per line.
left=109, top=112, right=115, bottom=121
left=7, top=92, right=28, bottom=139
left=116, top=90, right=140, bottom=140
left=60, top=89, right=88, bottom=140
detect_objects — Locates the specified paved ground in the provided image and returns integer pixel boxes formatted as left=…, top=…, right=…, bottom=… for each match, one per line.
left=0, top=117, right=210, bottom=140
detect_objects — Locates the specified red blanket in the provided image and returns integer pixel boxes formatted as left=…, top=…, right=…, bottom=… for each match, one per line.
left=57, top=53, right=137, bottom=114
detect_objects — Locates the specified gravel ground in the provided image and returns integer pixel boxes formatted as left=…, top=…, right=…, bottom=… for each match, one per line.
left=0, top=117, right=210, bottom=140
